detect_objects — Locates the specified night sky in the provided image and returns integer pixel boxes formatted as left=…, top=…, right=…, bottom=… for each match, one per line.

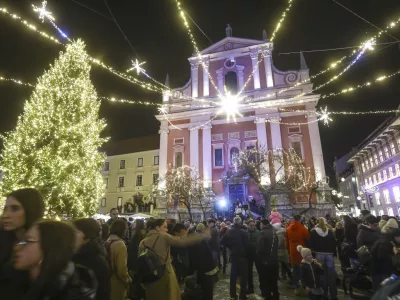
left=0, top=0, right=399, bottom=181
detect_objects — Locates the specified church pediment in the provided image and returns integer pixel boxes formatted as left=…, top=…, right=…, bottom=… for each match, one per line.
left=198, top=37, right=265, bottom=56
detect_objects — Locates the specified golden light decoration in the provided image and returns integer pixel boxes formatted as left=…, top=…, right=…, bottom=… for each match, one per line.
left=32, top=0, right=54, bottom=23
left=127, top=59, right=146, bottom=75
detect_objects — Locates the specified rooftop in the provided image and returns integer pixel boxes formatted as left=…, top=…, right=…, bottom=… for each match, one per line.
left=101, top=135, right=159, bottom=156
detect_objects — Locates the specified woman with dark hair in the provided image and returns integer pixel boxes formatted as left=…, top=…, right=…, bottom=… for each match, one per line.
left=139, top=218, right=203, bottom=300
left=127, top=219, right=146, bottom=300
left=13, top=220, right=97, bottom=299
left=342, top=215, right=358, bottom=247
left=105, top=219, right=132, bottom=300
left=0, top=188, right=45, bottom=297
left=73, top=218, right=110, bottom=300
left=101, top=223, right=110, bottom=243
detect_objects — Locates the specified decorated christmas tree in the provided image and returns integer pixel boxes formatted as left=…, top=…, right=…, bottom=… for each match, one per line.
left=0, top=40, right=106, bottom=218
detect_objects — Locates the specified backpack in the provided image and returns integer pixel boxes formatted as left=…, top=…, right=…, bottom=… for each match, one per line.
left=137, top=235, right=168, bottom=285
left=356, top=245, right=372, bottom=265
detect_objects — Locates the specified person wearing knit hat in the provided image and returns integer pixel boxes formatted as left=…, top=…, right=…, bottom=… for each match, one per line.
left=382, top=218, right=399, bottom=234
left=297, top=245, right=324, bottom=298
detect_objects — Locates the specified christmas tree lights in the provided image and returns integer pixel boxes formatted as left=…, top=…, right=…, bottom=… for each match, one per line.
left=0, top=40, right=107, bottom=218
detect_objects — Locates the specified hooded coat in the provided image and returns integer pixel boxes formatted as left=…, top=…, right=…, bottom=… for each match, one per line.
left=357, top=224, right=381, bottom=249
left=371, top=233, right=396, bottom=276
left=269, top=211, right=282, bottom=225
left=286, top=221, right=310, bottom=266
left=310, top=227, right=337, bottom=255
left=272, top=223, right=289, bottom=263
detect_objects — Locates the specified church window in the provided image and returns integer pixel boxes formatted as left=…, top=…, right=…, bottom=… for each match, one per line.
left=214, top=148, right=223, bottom=167
left=175, top=152, right=183, bottom=168
left=225, top=71, right=238, bottom=93
left=292, top=142, right=303, bottom=159
left=230, top=147, right=239, bottom=164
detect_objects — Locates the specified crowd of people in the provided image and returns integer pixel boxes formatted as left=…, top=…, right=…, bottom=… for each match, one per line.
left=3, top=188, right=400, bottom=300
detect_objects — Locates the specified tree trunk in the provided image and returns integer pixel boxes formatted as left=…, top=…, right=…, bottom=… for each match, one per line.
left=186, top=205, right=193, bottom=221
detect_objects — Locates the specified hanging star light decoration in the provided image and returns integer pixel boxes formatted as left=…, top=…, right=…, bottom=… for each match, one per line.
left=317, top=106, right=333, bottom=126
left=127, top=59, right=146, bottom=75
left=217, top=91, right=242, bottom=122
left=32, top=1, right=54, bottom=23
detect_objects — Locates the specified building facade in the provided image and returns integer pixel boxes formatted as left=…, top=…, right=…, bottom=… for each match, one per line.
left=99, top=136, right=160, bottom=214
left=348, top=116, right=400, bottom=217
left=334, top=153, right=359, bottom=215
left=155, top=27, right=332, bottom=217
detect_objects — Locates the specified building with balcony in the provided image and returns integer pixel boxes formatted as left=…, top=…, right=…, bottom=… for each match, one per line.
left=348, top=115, right=400, bottom=217
left=99, top=135, right=160, bottom=214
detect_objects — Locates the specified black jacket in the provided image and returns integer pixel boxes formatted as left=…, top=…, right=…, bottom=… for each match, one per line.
left=310, top=228, right=337, bottom=255
left=187, top=237, right=216, bottom=274
left=357, top=224, right=381, bottom=249
left=300, top=261, right=323, bottom=289
left=256, top=225, right=278, bottom=265
left=248, top=229, right=260, bottom=256
left=344, top=222, right=358, bottom=246
left=19, top=263, right=98, bottom=300
left=209, top=226, right=220, bottom=253
left=127, top=229, right=146, bottom=271
left=73, top=240, right=110, bottom=300
left=371, top=233, right=396, bottom=275
left=220, top=224, right=249, bottom=261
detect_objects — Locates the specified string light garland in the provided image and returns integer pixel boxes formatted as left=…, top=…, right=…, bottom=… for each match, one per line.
left=270, top=0, right=295, bottom=42
left=321, top=69, right=400, bottom=99
left=0, top=76, right=34, bottom=87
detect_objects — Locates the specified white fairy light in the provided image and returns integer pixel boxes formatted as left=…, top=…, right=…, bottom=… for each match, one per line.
left=127, top=59, right=146, bottom=75
left=318, top=106, right=333, bottom=126
left=32, top=1, right=54, bottom=23
left=217, top=92, right=242, bottom=122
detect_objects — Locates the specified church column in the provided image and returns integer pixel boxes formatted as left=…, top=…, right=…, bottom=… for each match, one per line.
left=255, top=118, right=270, bottom=185
left=237, top=66, right=245, bottom=91
left=307, top=112, right=326, bottom=182
left=189, top=126, right=199, bottom=171
left=191, top=63, right=198, bottom=98
left=158, top=120, right=169, bottom=189
left=262, top=49, right=274, bottom=88
left=250, top=52, right=261, bottom=89
left=216, top=69, right=224, bottom=95
left=269, top=116, right=284, bottom=181
left=203, top=61, right=210, bottom=97
left=202, top=124, right=212, bottom=188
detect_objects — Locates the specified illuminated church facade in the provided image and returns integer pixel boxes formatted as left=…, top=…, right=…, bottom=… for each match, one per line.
left=155, top=26, right=332, bottom=218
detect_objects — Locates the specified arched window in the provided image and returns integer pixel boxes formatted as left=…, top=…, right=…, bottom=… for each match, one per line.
left=230, top=147, right=239, bottom=164
left=175, top=152, right=183, bottom=168
left=225, top=71, right=238, bottom=93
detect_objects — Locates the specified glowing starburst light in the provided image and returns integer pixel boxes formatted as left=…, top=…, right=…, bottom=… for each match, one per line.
left=362, top=39, right=376, bottom=51
left=127, top=59, right=146, bottom=75
left=32, top=1, right=54, bottom=23
left=218, top=92, right=242, bottom=122
left=318, top=106, right=333, bottom=126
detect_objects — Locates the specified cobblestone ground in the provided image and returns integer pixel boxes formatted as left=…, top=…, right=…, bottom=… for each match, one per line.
left=212, top=260, right=371, bottom=300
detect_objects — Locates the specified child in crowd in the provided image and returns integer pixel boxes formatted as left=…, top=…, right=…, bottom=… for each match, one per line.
left=297, top=245, right=324, bottom=300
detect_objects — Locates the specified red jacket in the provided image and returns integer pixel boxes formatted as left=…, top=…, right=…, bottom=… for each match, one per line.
left=286, top=221, right=310, bottom=266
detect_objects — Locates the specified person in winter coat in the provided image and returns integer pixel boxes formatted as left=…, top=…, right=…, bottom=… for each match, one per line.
left=73, top=218, right=110, bottom=300
left=219, top=222, right=228, bottom=274
left=0, top=188, right=45, bottom=299
left=221, top=216, right=249, bottom=300
left=139, top=218, right=204, bottom=300
left=342, top=215, right=358, bottom=247
left=13, top=220, right=98, bottom=300
left=269, top=209, right=282, bottom=225
left=357, top=215, right=381, bottom=250
left=379, top=215, right=389, bottom=230
left=105, top=220, right=132, bottom=300
left=298, top=246, right=324, bottom=300
left=272, top=222, right=291, bottom=280
left=286, top=215, right=310, bottom=289
left=127, top=219, right=146, bottom=300
left=247, top=219, right=260, bottom=294
left=309, top=218, right=338, bottom=300
left=256, top=219, right=279, bottom=300
left=371, top=219, right=399, bottom=290
left=187, top=223, right=218, bottom=300
left=207, top=219, right=220, bottom=265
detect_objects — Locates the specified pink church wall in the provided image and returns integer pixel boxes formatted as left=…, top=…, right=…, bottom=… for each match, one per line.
left=259, top=55, right=267, bottom=89
left=198, top=66, right=204, bottom=98
left=208, top=60, right=225, bottom=97
left=235, top=56, right=254, bottom=92
left=167, top=128, right=190, bottom=166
